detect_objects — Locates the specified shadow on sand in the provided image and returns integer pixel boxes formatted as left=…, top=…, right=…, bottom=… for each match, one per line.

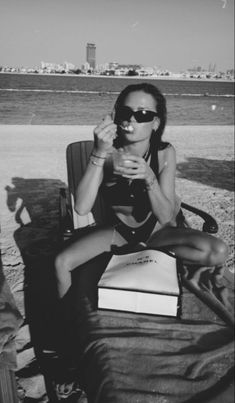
left=5, top=177, right=76, bottom=401
left=176, top=158, right=234, bottom=191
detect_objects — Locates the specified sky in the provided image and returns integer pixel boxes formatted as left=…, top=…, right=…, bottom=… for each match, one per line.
left=0, top=0, right=234, bottom=72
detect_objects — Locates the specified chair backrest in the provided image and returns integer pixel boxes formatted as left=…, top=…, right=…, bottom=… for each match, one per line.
left=66, top=141, right=108, bottom=229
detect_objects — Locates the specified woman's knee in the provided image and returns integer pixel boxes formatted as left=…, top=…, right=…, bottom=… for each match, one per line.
left=54, top=251, right=72, bottom=277
left=207, top=238, right=228, bottom=266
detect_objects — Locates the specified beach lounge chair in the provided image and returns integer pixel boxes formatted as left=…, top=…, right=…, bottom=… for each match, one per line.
left=37, top=140, right=234, bottom=403
left=53, top=140, right=234, bottom=402
left=60, top=140, right=234, bottom=323
left=59, top=140, right=219, bottom=238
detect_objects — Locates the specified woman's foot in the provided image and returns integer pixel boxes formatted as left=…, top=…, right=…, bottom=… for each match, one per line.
left=55, top=380, right=83, bottom=400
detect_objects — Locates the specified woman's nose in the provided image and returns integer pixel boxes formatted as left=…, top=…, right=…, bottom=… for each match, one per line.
left=129, top=115, right=136, bottom=123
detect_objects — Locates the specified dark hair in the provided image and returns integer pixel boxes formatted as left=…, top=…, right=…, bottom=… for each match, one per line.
left=114, top=82, right=166, bottom=141
left=113, top=83, right=167, bottom=174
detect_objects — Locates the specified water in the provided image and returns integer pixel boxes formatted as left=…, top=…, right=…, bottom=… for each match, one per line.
left=0, top=73, right=234, bottom=125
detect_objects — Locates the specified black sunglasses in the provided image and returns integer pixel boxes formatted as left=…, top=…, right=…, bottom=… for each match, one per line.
left=115, top=106, right=158, bottom=124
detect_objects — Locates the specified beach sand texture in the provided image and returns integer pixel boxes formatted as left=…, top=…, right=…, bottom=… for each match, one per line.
left=0, top=124, right=234, bottom=400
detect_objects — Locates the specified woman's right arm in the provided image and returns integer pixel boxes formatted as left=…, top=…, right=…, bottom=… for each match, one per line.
left=74, top=115, right=117, bottom=215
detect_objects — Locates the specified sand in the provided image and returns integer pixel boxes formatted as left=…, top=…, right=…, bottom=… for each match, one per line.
left=0, top=124, right=234, bottom=400
left=1, top=124, right=233, bottom=287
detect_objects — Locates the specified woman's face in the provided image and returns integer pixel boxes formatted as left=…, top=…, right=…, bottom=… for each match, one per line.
left=121, top=90, right=159, bottom=144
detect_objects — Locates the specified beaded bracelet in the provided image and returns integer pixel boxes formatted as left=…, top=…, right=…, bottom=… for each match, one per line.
left=91, top=153, right=106, bottom=159
left=145, top=177, right=156, bottom=191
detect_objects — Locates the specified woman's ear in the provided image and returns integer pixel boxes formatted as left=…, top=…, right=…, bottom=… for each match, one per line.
left=153, top=117, right=160, bottom=131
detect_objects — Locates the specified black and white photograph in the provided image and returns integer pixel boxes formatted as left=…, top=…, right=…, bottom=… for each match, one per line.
left=0, top=0, right=234, bottom=402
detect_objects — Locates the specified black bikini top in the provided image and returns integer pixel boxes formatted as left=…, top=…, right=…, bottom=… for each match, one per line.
left=101, top=146, right=161, bottom=222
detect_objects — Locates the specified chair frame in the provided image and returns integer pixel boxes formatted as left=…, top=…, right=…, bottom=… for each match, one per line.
left=59, top=140, right=219, bottom=240
left=40, top=140, right=234, bottom=402
left=60, top=141, right=233, bottom=329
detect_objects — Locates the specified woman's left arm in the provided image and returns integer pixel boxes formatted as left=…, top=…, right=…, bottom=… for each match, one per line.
left=147, top=145, right=176, bottom=224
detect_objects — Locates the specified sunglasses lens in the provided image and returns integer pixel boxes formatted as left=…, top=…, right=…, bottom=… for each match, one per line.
left=115, top=107, right=157, bottom=124
left=135, top=110, right=156, bottom=123
left=115, top=106, right=132, bottom=123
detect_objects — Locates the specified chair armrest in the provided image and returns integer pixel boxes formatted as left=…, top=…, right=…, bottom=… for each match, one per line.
left=59, top=188, right=74, bottom=238
left=181, top=202, right=218, bottom=234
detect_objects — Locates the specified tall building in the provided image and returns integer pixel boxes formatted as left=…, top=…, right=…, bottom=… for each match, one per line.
left=86, top=43, right=96, bottom=70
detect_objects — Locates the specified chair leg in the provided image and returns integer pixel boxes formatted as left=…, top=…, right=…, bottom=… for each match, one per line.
left=0, top=368, right=19, bottom=403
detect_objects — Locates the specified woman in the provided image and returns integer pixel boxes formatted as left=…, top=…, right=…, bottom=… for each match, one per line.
left=55, top=83, right=228, bottom=299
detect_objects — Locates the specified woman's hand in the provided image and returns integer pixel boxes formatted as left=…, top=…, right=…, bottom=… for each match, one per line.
left=114, top=154, right=155, bottom=184
left=93, top=114, right=117, bottom=154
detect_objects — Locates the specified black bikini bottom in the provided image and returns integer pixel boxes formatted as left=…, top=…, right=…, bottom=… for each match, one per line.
left=111, top=213, right=157, bottom=246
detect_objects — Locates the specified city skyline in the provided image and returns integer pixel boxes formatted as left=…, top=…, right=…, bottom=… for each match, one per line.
left=0, top=0, right=234, bottom=72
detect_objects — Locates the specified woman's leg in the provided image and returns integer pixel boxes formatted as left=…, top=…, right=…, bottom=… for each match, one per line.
left=55, top=226, right=126, bottom=298
left=54, top=226, right=127, bottom=396
left=147, top=226, right=228, bottom=266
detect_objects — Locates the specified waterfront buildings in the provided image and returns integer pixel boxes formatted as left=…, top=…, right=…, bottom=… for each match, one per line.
left=40, top=61, right=75, bottom=73
left=86, top=43, right=96, bottom=70
left=0, top=41, right=233, bottom=80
